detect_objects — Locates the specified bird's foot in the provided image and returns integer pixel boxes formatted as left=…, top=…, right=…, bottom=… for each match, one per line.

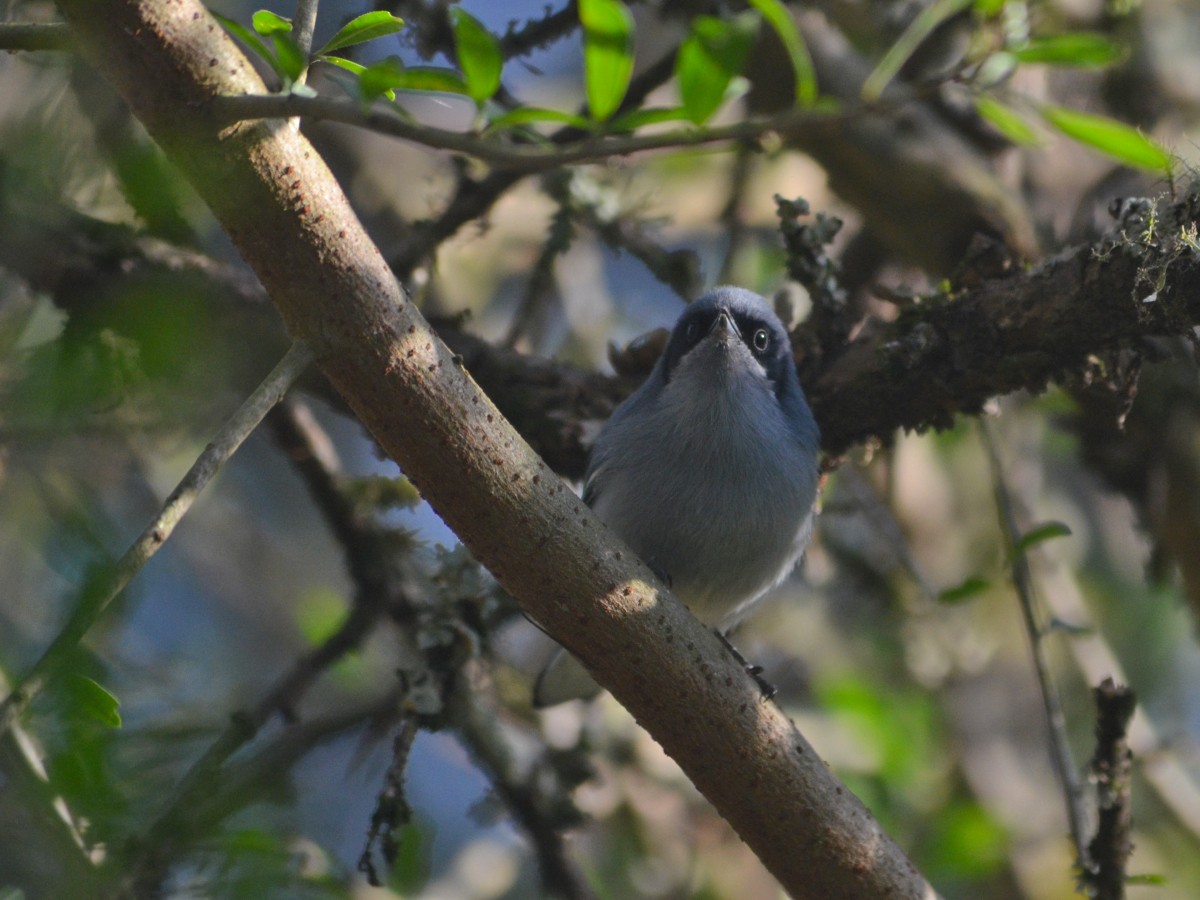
left=713, top=629, right=776, bottom=701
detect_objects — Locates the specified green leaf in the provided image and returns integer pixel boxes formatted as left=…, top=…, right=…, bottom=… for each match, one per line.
left=862, top=0, right=974, bottom=101
left=676, top=13, right=758, bottom=125
left=318, top=55, right=368, bottom=77
left=66, top=675, right=122, bottom=728
left=393, top=66, right=471, bottom=96
left=748, top=0, right=817, bottom=106
left=973, top=0, right=1007, bottom=15
left=270, top=33, right=307, bottom=82
left=1125, top=874, right=1168, bottom=886
left=923, top=801, right=1009, bottom=879
left=1012, top=33, right=1123, bottom=67
left=486, top=106, right=592, bottom=133
left=387, top=822, right=432, bottom=894
left=316, top=11, right=405, bottom=55
left=579, top=0, right=635, bottom=121
left=296, top=587, right=348, bottom=646
left=974, top=95, right=1041, bottom=145
left=359, top=58, right=404, bottom=101
left=213, top=12, right=278, bottom=73
left=938, top=576, right=990, bottom=604
left=608, top=105, right=692, bottom=131
left=451, top=8, right=504, bottom=105
left=252, top=9, right=293, bottom=37
left=359, top=60, right=469, bottom=102
left=1040, top=105, right=1173, bottom=172
left=1014, top=520, right=1072, bottom=554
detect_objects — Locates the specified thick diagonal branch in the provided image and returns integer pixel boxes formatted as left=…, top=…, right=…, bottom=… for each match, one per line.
left=53, top=2, right=938, bottom=897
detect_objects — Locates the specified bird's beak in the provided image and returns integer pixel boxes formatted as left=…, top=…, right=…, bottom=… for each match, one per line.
left=709, top=308, right=739, bottom=340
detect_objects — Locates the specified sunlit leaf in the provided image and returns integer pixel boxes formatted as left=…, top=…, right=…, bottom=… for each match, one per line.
left=974, top=95, right=1041, bottom=145
left=748, top=0, right=817, bottom=106
left=252, top=9, right=292, bottom=37
left=862, top=0, right=973, bottom=101
left=1040, top=105, right=1173, bottom=172
left=676, top=13, right=758, bottom=124
left=451, top=8, right=503, bottom=105
left=1013, top=33, right=1123, bottom=67
left=938, top=576, right=990, bottom=604
left=316, top=11, right=405, bottom=55
left=318, top=55, right=368, bottom=77
left=1014, top=520, right=1072, bottom=554
left=579, top=0, right=635, bottom=121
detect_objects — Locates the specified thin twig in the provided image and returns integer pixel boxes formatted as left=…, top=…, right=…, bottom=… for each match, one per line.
left=980, top=419, right=1093, bottom=870
left=1031, top=538, right=1200, bottom=840
left=387, top=48, right=681, bottom=276
left=0, top=341, right=314, bottom=739
left=208, top=92, right=851, bottom=174
left=502, top=205, right=570, bottom=349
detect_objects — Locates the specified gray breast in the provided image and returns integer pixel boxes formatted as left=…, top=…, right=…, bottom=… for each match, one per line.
left=587, top=355, right=818, bottom=626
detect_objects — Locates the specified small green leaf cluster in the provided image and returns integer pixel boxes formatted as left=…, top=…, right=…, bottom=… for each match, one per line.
left=213, top=3, right=1173, bottom=180
left=872, top=0, right=1174, bottom=174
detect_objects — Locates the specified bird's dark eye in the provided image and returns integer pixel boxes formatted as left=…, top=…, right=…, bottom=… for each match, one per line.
left=685, top=321, right=700, bottom=343
left=752, top=328, right=770, bottom=353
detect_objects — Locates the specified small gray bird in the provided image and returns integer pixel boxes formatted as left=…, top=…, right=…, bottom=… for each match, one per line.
left=533, top=286, right=821, bottom=706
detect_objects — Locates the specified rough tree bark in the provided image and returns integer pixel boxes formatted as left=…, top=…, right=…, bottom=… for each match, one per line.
left=53, top=1, right=938, bottom=897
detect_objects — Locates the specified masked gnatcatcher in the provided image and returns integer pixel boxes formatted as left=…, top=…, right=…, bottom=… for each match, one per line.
left=533, top=286, right=821, bottom=707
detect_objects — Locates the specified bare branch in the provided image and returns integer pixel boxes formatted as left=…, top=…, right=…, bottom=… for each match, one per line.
left=207, top=91, right=847, bottom=174
left=981, top=421, right=1092, bottom=868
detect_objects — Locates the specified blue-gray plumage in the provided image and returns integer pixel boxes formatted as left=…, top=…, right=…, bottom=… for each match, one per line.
left=533, top=286, right=821, bottom=706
